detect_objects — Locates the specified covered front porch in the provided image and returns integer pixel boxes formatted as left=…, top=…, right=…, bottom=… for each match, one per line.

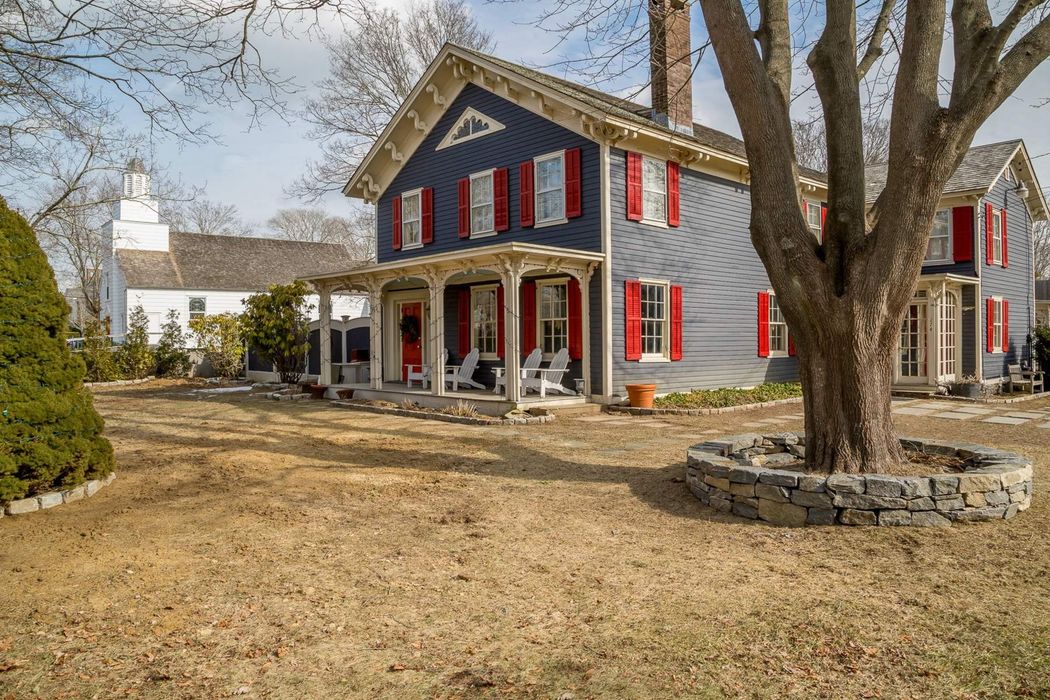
left=894, top=274, right=981, bottom=389
left=303, top=242, right=603, bottom=413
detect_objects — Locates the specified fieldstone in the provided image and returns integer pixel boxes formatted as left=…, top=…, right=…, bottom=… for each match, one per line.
left=704, top=476, right=731, bottom=493
left=1000, top=465, right=1033, bottom=488
left=879, top=509, right=912, bottom=526
left=763, top=453, right=799, bottom=468
left=705, top=463, right=731, bottom=479
left=1004, top=503, right=1020, bottom=519
left=757, top=499, right=808, bottom=527
left=709, top=495, right=732, bottom=513
left=1009, top=490, right=1027, bottom=504
left=899, top=477, right=932, bottom=498
left=1018, top=497, right=1032, bottom=512
left=949, top=506, right=1007, bottom=522
left=791, top=490, right=834, bottom=509
left=737, top=497, right=759, bottom=509
left=930, top=475, right=960, bottom=496
left=984, top=490, right=1010, bottom=506
left=768, top=432, right=800, bottom=446
left=833, top=494, right=908, bottom=510
left=728, top=466, right=763, bottom=484
left=825, top=474, right=865, bottom=494
left=907, top=497, right=936, bottom=511
left=1006, top=481, right=1028, bottom=494
left=688, top=484, right=710, bottom=503
left=755, top=483, right=791, bottom=503
left=729, top=482, right=756, bottom=498
left=732, top=501, right=759, bottom=519
left=898, top=437, right=926, bottom=451
left=788, top=444, right=806, bottom=458
left=839, top=509, right=877, bottom=526
left=709, top=435, right=762, bottom=455
left=924, top=442, right=961, bottom=456
left=911, top=511, right=952, bottom=527
left=37, top=492, right=63, bottom=509
left=5, top=497, right=39, bottom=515
left=957, top=473, right=1003, bottom=493
left=84, top=479, right=102, bottom=496
left=865, top=475, right=903, bottom=498
left=933, top=495, right=965, bottom=511
left=963, top=492, right=987, bottom=508
left=62, top=485, right=87, bottom=503
left=104, top=472, right=116, bottom=485
left=759, top=470, right=799, bottom=487
left=806, top=508, right=837, bottom=526
left=798, top=475, right=826, bottom=493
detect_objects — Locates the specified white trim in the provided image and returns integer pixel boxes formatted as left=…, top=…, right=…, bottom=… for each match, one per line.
left=638, top=277, right=670, bottom=361
left=534, top=150, right=566, bottom=225
left=765, top=290, right=790, bottom=358
left=468, top=169, right=495, bottom=238
left=990, top=207, right=1004, bottom=265
left=923, top=208, right=953, bottom=264
left=639, top=155, right=668, bottom=227
left=600, top=143, right=613, bottom=398
left=470, top=283, right=500, bottom=360
left=534, top=277, right=570, bottom=358
left=435, top=107, right=506, bottom=151
left=386, top=292, right=428, bottom=383
left=990, top=295, right=1004, bottom=355
left=400, top=187, right=424, bottom=250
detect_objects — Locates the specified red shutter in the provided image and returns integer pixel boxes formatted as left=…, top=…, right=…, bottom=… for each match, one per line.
left=820, top=204, right=828, bottom=244
left=392, top=196, right=402, bottom=251
left=667, top=161, right=680, bottom=227
left=758, top=291, right=770, bottom=358
left=421, top=188, right=433, bottom=244
left=788, top=335, right=796, bottom=357
left=568, top=278, right=583, bottom=360
left=458, top=289, right=471, bottom=355
left=626, top=152, right=643, bottom=221
left=1002, top=299, right=1009, bottom=351
left=494, top=168, right=509, bottom=232
left=519, top=161, right=535, bottom=227
left=496, top=285, right=506, bottom=359
left=985, top=202, right=994, bottom=264
left=986, top=298, right=995, bottom=353
left=522, top=281, right=537, bottom=354
left=565, top=147, right=582, bottom=219
left=457, top=178, right=470, bottom=238
left=670, top=284, right=683, bottom=361
left=625, top=280, right=642, bottom=360
left=1001, top=209, right=1008, bottom=267
left=951, top=206, right=973, bottom=262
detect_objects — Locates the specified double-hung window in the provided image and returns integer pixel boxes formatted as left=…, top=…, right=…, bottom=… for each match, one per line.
left=401, top=189, right=422, bottom=248
left=805, top=200, right=822, bottom=238
left=768, top=294, right=788, bottom=356
left=534, top=151, right=565, bottom=225
left=471, top=285, right=499, bottom=358
left=991, top=207, right=1004, bottom=264
left=640, top=280, right=669, bottom=359
left=189, top=297, right=206, bottom=321
left=925, top=209, right=952, bottom=262
left=642, top=156, right=667, bottom=224
left=470, top=171, right=494, bottom=236
left=991, top=297, right=1004, bottom=352
left=537, top=280, right=569, bottom=355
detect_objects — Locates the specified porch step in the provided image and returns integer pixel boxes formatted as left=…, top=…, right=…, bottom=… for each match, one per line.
left=550, top=402, right=603, bottom=416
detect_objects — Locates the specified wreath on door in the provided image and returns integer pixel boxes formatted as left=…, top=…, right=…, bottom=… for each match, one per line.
left=399, top=314, right=421, bottom=343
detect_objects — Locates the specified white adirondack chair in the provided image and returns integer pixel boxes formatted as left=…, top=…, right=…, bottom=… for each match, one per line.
left=522, top=347, right=576, bottom=397
left=444, top=348, right=486, bottom=390
left=493, top=348, right=543, bottom=394
left=406, top=348, right=447, bottom=389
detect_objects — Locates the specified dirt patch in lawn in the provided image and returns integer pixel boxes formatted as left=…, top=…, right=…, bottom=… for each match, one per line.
left=0, top=384, right=1047, bottom=699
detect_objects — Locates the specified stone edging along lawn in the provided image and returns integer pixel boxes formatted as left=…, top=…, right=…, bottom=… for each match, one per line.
left=84, top=376, right=155, bottom=388
left=3, top=473, right=116, bottom=517
left=686, top=433, right=1032, bottom=527
left=608, top=396, right=803, bottom=416
left=330, top=400, right=555, bottom=426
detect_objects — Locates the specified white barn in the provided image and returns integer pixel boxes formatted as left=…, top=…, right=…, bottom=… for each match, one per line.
left=100, top=159, right=366, bottom=346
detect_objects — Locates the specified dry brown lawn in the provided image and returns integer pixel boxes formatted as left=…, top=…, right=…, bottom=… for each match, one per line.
left=1, top=381, right=1048, bottom=699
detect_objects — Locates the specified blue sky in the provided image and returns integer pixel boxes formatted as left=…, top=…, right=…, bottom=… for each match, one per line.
left=134, top=1, right=1050, bottom=229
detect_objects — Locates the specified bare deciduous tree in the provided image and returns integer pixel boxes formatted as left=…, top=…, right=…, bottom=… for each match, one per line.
left=1036, top=220, right=1050, bottom=279
left=793, top=114, right=891, bottom=173
left=267, top=207, right=375, bottom=261
left=169, top=200, right=252, bottom=237
left=293, top=0, right=494, bottom=199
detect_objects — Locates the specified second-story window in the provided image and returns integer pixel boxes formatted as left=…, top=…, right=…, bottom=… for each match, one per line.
left=642, top=156, right=667, bottom=224
left=991, top=207, right=1004, bottom=264
left=805, top=200, right=823, bottom=238
left=535, top=151, right=565, bottom=225
left=925, top=210, right=952, bottom=262
left=401, top=189, right=422, bottom=248
left=470, top=171, right=494, bottom=236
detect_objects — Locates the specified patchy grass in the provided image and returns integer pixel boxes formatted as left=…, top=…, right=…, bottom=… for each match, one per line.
left=655, top=381, right=803, bottom=409
left=0, top=381, right=1047, bottom=698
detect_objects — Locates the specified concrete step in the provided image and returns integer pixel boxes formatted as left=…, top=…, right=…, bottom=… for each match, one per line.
left=551, top=402, right=603, bottom=416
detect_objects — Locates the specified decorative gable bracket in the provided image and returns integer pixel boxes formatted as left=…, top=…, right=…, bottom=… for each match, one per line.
left=436, top=107, right=506, bottom=151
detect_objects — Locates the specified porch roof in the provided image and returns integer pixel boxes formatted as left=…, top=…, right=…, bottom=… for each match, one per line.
left=299, top=242, right=605, bottom=292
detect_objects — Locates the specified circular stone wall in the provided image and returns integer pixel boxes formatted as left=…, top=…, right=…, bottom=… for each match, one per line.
left=685, top=434, right=1032, bottom=527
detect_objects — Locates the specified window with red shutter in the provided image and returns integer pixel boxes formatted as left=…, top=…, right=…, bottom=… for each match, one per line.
left=522, top=281, right=536, bottom=354
left=392, top=196, right=402, bottom=251
left=625, top=280, right=642, bottom=360
left=519, top=161, right=535, bottom=227
left=667, top=162, right=680, bottom=227
left=757, top=291, right=770, bottom=357
left=565, top=147, right=582, bottom=219
left=421, top=188, right=433, bottom=244
left=626, top=152, right=643, bottom=221
left=985, top=202, right=994, bottom=264
left=670, top=285, right=683, bottom=360
left=1001, top=209, right=1008, bottom=267
left=986, top=298, right=995, bottom=353
left=820, top=204, right=827, bottom=243
left=496, top=285, right=505, bottom=359
left=494, top=168, right=509, bottom=232
left=568, top=278, right=583, bottom=360
left=457, top=178, right=470, bottom=238
left=458, top=290, right=471, bottom=355
left=951, top=206, right=973, bottom=262
left=1002, top=299, right=1009, bottom=351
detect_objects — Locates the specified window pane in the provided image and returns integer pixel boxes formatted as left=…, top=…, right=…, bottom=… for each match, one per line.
left=473, top=289, right=498, bottom=355
left=925, top=210, right=950, bottom=261
left=471, top=204, right=493, bottom=234
left=642, top=157, right=666, bottom=190
left=643, top=191, right=666, bottom=222
left=538, top=190, right=563, bottom=222
left=537, top=158, right=562, bottom=192
left=472, top=175, right=492, bottom=206
left=404, top=221, right=420, bottom=245
left=403, top=193, right=420, bottom=220
left=538, top=283, right=569, bottom=353
left=640, top=283, right=666, bottom=356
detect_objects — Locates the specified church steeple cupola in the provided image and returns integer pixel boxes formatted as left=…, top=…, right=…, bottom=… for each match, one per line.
left=122, top=157, right=151, bottom=198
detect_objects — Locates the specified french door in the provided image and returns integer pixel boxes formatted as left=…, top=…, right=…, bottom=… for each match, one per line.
left=899, top=302, right=927, bottom=382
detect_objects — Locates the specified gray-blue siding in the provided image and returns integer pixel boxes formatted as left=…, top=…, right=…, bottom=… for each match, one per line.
left=980, top=176, right=1036, bottom=378
left=375, top=84, right=601, bottom=263
left=607, top=148, right=798, bottom=395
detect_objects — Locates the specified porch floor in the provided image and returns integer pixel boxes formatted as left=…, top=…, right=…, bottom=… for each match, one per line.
left=324, top=382, right=589, bottom=416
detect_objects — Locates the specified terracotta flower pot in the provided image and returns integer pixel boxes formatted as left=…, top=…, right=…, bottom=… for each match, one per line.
left=626, top=383, right=656, bottom=409
left=309, top=384, right=328, bottom=399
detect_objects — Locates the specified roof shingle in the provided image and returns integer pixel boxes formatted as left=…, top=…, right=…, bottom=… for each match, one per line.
left=865, top=140, right=1021, bottom=203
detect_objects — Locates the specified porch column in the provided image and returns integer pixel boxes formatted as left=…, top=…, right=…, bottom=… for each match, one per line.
left=428, top=275, right=446, bottom=396
left=367, top=283, right=384, bottom=390
left=499, top=259, right=523, bottom=403
left=318, top=283, right=332, bottom=385
left=580, top=265, right=593, bottom=396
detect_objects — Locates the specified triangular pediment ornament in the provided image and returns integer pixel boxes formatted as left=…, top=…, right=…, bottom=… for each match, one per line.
left=435, top=107, right=506, bottom=151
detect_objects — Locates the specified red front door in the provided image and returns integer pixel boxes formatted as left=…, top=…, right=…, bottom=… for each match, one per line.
left=400, top=302, right=423, bottom=382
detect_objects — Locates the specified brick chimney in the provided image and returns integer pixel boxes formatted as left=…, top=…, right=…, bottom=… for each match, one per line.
left=649, top=0, right=694, bottom=135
